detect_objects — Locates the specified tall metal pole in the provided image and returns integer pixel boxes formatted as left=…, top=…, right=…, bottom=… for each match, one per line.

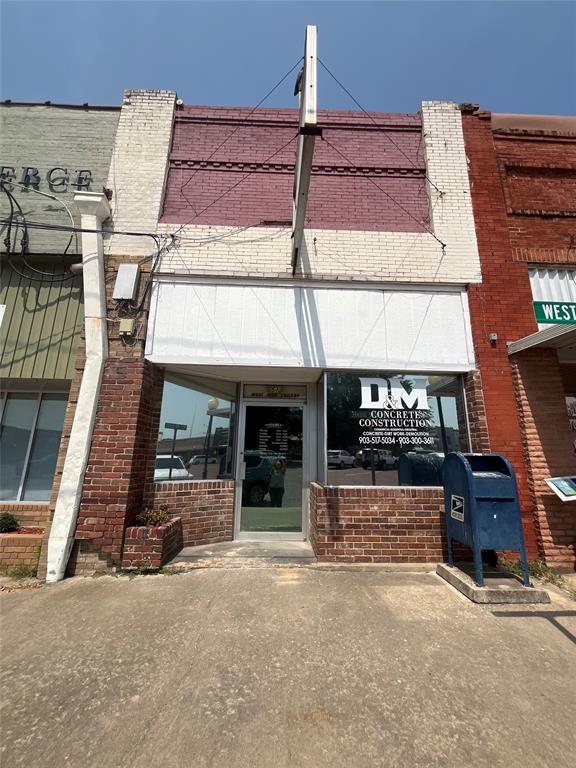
left=169, top=428, right=178, bottom=480
left=436, top=396, right=448, bottom=454
left=202, top=414, right=214, bottom=480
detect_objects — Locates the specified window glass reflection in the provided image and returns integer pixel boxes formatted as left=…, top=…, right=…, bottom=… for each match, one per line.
left=325, top=372, right=468, bottom=487
left=22, top=394, right=68, bottom=501
left=156, top=376, right=236, bottom=482
left=0, top=392, right=67, bottom=501
left=0, top=393, right=37, bottom=500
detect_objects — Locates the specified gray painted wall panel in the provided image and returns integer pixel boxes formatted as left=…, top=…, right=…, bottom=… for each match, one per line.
left=0, top=104, right=119, bottom=255
left=0, top=104, right=118, bottom=379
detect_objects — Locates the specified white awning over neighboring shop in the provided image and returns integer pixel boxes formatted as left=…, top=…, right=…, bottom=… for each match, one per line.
left=146, top=279, right=476, bottom=373
left=507, top=324, right=576, bottom=363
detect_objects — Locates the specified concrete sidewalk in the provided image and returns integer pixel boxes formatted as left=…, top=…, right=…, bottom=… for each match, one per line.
left=0, top=568, right=574, bottom=768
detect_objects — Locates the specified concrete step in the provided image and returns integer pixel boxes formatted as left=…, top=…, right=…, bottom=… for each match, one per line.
left=437, top=562, right=550, bottom=604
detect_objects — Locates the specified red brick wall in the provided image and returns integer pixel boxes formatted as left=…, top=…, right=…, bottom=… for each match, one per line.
left=310, top=483, right=446, bottom=563
left=162, top=106, right=428, bottom=232
left=0, top=534, right=42, bottom=570
left=493, top=129, right=576, bottom=264
left=461, top=110, right=541, bottom=559
left=121, top=517, right=183, bottom=569
left=150, top=480, right=234, bottom=547
left=511, top=349, right=576, bottom=568
left=463, top=370, right=491, bottom=453
left=74, top=359, right=164, bottom=567
left=504, top=166, right=576, bottom=216
left=65, top=540, right=113, bottom=576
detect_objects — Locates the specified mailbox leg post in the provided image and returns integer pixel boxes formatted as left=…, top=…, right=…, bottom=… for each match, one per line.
left=447, top=536, right=454, bottom=567
left=473, top=545, right=485, bottom=587
left=519, top=543, right=531, bottom=587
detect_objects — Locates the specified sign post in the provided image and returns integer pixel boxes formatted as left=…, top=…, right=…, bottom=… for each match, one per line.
left=164, top=421, right=187, bottom=479
left=292, top=25, right=320, bottom=275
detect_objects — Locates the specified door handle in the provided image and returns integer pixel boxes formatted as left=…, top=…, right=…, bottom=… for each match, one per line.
left=240, top=461, right=247, bottom=480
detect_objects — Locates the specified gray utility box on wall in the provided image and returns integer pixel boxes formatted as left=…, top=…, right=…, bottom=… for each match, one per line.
left=112, top=264, right=140, bottom=301
left=442, top=453, right=530, bottom=587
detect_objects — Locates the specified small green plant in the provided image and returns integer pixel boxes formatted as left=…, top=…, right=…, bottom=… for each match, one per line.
left=135, top=506, right=170, bottom=527
left=0, top=513, right=19, bottom=533
left=1, top=565, right=37, bottom=579
left=500, top=559, right=565, bottom=587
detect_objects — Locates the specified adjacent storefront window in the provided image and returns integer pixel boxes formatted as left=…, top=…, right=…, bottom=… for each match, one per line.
left=156, top=375, right=236, bottom=482
left=325, top=372, right=468, bottom=486
left=0, top=392, right=68, bottom=501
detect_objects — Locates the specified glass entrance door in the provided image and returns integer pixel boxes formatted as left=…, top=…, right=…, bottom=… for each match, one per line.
left=238, top=404, right=304, bottom=534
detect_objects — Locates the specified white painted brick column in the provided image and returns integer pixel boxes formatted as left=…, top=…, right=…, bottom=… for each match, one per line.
left=421, top=101, right=481, bottom=282
left=106, top=89, right=176, bottom=255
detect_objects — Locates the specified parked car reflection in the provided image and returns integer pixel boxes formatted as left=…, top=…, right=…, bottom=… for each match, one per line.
left=154, top=455, right=193, bottom=482
left=242, top=451, right=273, bottom=505
left=188, top=454, right=217, bottom=466
left=327, top=450, right=356, bottom=468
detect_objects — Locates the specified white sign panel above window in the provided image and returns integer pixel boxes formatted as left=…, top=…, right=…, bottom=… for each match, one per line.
left=243, top=384, right=307, bottom=400
left=147, top=282, right=476, bottom=372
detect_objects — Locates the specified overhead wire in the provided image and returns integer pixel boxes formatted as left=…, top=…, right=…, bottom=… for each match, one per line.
left=311, top=193, right=444, bottom=284
left=1, top=183, right=78, bottom=283
left=320, top=135, right=446, bottom=248
left=172, top=224, right=289, bottom=247
left=169, top=131, right=300, bottom=235
left=173, top=57, right=303, bottom=234
left=1, top=183, right=28, bottom=253
left=318, top=57, right=444, bottom=197
left=9, top=180, right=79, bottom=255
left=0, top=217, right=162, bottom=243
left=3, top=255, right=78, bottom=284
left=0, top=185, right=163, bottom=291
left=2, top=181, right=14, bottom=252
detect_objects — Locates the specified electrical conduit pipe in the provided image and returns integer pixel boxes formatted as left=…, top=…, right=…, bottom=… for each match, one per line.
left=46, top=191, right=110, bottom=583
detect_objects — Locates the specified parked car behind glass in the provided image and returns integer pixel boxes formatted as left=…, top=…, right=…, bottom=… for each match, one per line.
left=327, top=450, right=356, bottom=468
left=189, top=455, right=217, bottom=465
left=360, top=449, right=397, bottom=470
left=242, top=451, right=274, bottom=505
left=154, top=455, right=193, bottom=482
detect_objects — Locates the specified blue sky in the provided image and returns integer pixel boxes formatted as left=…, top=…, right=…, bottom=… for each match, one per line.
left=1, top=1, right=574, bottom=115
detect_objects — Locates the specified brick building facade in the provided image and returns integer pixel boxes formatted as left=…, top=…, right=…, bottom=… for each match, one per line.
left=9, top=88, right=571, bottom=580
left=0, top=102, right=119, bottom=576
left=461, top=107, right=576, bottom=569
left=42, top=88, right=494, bottom=579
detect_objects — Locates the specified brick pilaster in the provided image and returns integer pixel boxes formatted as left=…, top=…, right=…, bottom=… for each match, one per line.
left=461, top=110, right=542, bottom=559
left=511, top=349, right=576, bottom=568
left=73, top=359, right=164, bottom=567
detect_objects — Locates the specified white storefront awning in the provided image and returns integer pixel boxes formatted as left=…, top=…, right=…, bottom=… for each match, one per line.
left=146, top=279, right=476, bottom=373
left=507, top=324, right=576, bottom=363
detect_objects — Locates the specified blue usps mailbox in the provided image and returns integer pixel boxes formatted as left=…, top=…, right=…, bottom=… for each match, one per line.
left=442, top=453, right=530, bottom=587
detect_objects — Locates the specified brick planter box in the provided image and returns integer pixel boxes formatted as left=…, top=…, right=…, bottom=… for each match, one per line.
left=121, top=517, right=183, bottom=569
left=0, top=533, right=43, bottom=571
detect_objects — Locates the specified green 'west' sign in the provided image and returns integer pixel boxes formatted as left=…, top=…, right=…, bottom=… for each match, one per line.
left=533, top=301, right=576, bottom=324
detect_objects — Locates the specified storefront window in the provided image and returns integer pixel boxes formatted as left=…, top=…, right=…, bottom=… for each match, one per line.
left=155, top=375, right=236, bottom=482
left=0, top=392, right=68, bottom=501
left=325, top=372, right=468, bottom=486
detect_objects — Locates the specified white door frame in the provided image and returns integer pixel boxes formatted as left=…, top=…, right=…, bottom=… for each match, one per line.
left=234, top=395, right=309, bottom=541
